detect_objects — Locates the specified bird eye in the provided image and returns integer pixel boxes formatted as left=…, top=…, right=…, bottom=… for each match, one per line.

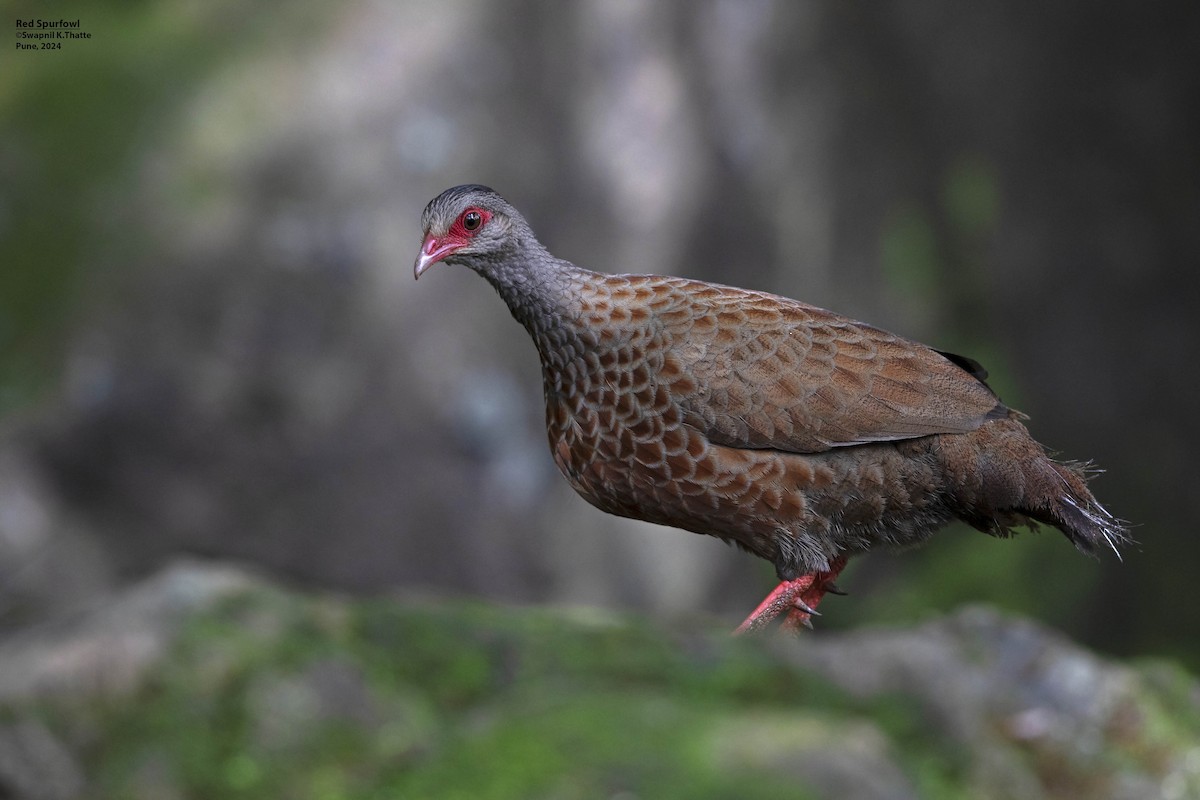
left=462, top=210, right=482, bottom=231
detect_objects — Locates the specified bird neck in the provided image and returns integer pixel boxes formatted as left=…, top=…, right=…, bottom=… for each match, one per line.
left=470, top=245, right=587, bottom=344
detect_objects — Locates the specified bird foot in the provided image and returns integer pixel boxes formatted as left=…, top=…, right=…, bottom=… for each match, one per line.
left=734, top=556, right=849, bottom=635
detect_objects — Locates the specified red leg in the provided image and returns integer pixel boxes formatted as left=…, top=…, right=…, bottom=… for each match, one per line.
left=734, top=555, right=849, bottom=635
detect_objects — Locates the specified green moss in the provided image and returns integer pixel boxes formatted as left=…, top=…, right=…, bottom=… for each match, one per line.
left=16, top=577, right=1193, bottom=799
left=396, top=691, right=810, bottom=800
left=52, top=587, right=857, bottom=797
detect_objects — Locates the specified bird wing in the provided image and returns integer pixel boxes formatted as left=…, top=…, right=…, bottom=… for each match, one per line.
left=652, top=278, right=1006, bottom=454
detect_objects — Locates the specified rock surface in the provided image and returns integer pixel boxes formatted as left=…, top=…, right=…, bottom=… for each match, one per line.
left=0, top=561, right=1195, bottom=799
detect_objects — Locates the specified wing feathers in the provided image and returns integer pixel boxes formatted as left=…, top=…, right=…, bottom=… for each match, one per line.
left=651, top=278, right=1004, bottom=454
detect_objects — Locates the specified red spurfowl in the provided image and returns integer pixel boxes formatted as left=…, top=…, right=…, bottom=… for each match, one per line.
left=414, top=184, right=1127, bottom=632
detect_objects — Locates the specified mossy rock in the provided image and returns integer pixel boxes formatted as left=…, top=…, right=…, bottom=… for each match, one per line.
left=0, top=562, right=1195, bottom=799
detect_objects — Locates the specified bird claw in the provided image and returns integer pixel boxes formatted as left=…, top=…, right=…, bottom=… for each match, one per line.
left=778, top=610, right=815, bottom=633
left=793, top=598, right=821, bottom=616
left=825, top=583, right=849, bottom=596
left=733, top=556, right=848, bottom=636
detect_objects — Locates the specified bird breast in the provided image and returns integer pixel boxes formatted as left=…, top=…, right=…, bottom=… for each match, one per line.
left=533, top=278, right=694, bottom=511
left=532, top=276, right=796, bottom=539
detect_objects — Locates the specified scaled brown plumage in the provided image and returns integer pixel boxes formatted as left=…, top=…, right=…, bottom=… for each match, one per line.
left=414, top=184, right=1128, bottom=632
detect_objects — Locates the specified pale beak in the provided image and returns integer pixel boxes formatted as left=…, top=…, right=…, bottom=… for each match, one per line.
left=414, top=234, right=466, bottom=279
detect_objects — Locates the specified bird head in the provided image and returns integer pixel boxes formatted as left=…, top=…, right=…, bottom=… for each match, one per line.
left=413, top=184, right=516, bottom=279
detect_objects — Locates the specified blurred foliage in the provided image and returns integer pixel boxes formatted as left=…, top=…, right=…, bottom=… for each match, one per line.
left=942, top=156, right=1001, bottom=241
left=837, top=531, right=1100, bottom=628
left=881, top=200, right=943, bottom=303
left=0, top=0, right=332, bottom=414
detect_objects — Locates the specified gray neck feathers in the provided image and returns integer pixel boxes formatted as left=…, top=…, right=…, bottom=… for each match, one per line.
left=466, top=231, right=582, bottom=340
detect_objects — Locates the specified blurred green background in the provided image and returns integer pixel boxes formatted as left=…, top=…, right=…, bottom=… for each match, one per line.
left=2, top=0, right=1198, bottom=673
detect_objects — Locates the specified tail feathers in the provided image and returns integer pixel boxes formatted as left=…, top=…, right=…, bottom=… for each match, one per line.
left=1040, top=461, right=1132, bottom=559
left=943, top=416, right=1131, bottom=557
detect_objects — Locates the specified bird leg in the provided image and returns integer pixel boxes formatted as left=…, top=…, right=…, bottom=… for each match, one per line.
left=734, top=555, right=849, bottom=635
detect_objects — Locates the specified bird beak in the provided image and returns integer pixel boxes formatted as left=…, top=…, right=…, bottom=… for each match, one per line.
left=414, top=234, right=465, bottom=279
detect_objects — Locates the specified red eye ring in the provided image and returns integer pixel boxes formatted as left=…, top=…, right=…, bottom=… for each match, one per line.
left=449, top=207, right=491, bottom=238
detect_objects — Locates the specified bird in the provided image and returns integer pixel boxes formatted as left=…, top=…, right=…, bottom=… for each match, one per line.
left=413, top=184, right=1128, bottom=633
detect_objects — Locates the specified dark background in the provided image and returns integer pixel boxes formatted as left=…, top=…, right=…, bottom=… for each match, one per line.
left=3, top=0, right=1197, bottom=667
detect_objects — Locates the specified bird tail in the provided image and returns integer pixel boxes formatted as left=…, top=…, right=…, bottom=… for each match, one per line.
left=943, top=416, right=1132, bottom=557
left=1027, top=459, right=1131, bottom=557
